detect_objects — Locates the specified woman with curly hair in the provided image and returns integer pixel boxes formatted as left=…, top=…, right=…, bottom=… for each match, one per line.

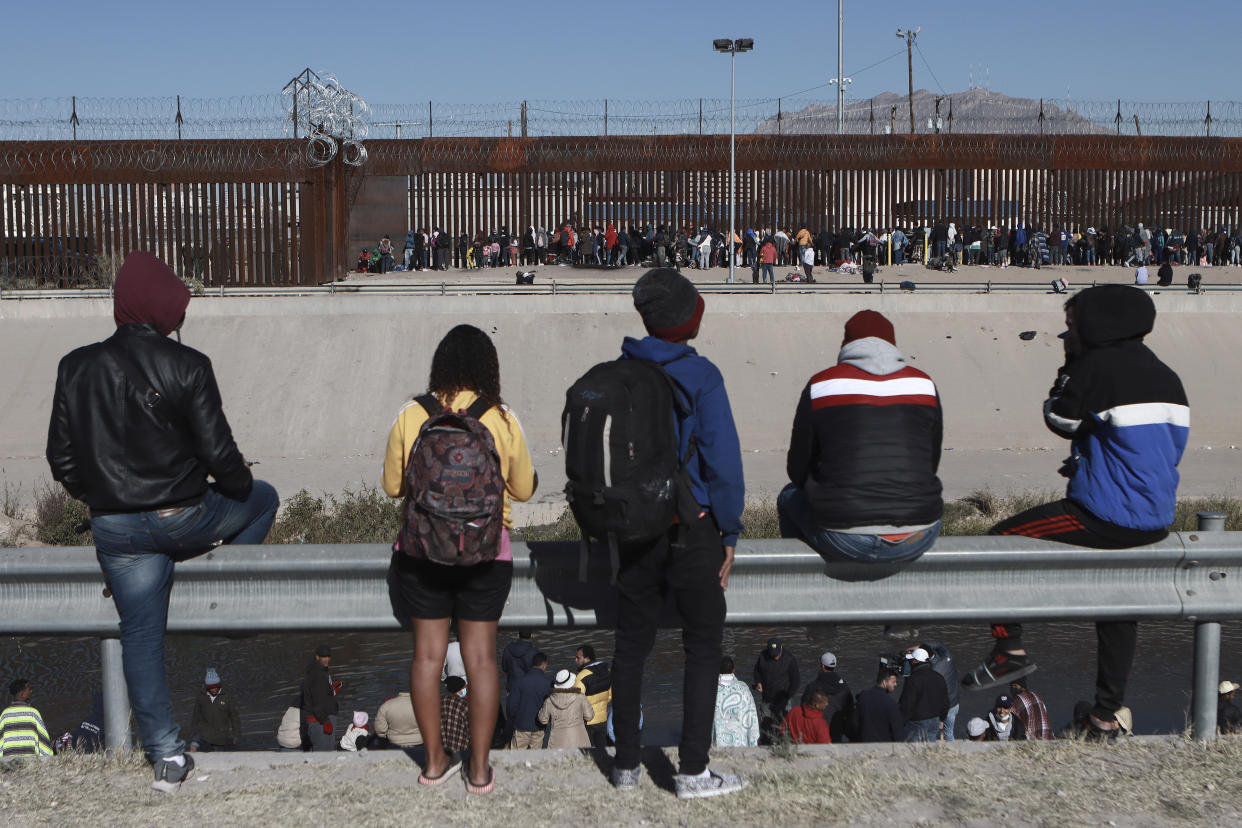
left=382, top=324, right=537, bottom=794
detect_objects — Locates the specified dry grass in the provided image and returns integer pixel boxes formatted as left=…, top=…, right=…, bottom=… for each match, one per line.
left=519, top=489, right=1241, bottom=543
left=4, top=482, right=1239, bottom=549
left=2, top=739, right=1240, bottom=826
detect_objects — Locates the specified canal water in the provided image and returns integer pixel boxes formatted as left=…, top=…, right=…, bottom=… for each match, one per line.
left=4, top=621, right=1239, bottom=747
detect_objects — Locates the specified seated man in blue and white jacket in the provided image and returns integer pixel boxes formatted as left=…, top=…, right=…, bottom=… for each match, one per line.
left=964, top=284, right=1189, bottom=741
left=778, top=309, right=943, bottom=565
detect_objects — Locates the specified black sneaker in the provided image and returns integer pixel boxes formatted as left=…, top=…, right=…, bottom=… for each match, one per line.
left=151, top=753, right=195, bottom=793
left=961, top=651, right=1037, bottom=691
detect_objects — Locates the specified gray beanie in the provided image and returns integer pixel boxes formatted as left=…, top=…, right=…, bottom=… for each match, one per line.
left=633, top=268, right=704, bottom=341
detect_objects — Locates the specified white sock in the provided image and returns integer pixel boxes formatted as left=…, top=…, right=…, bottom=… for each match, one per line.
left=164, top=755, right=185, bottom=767
left=692, top=769, right=710, bottom=780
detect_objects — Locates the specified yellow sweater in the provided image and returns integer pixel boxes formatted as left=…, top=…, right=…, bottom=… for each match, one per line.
left=381, top=391, right=537, bottom=528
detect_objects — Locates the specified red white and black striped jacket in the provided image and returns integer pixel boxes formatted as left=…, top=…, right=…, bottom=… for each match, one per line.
left=786, top=338, right=943, bottom=529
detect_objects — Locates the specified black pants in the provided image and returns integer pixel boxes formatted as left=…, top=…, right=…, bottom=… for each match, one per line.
left=612, top=515, right=725, bottom=776
left=990, top=498, right=1166, bottom=719
left=586, top=721, right=609, bottom=748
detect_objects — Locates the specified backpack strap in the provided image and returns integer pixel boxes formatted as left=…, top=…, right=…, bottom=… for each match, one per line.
left=577, top=534, right=620, bottom=585
left=415, top=394, right=444, bottom=416
left=463, top=398, right=492, bottom=421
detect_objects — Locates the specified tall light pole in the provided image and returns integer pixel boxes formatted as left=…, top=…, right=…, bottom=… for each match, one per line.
left=896, top=27, right=920, bottom=133
left=831, top=1, right=852, bottom=134
left=714, top=37, right=754, bottom=285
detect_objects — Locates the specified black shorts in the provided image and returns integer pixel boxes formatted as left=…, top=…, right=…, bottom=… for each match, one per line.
left=387, top=550, right=513, bottom=622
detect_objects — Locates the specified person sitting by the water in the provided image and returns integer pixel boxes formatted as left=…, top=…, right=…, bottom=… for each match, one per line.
left=1008, top=675, right=1053, bottom=740
left=339, top=711, right=372, bottom=751
left=781, top=689, right=832, bottom=744
left=375, top=690, right=422, bottom=748
left=965, top=717, right=992, bottom=741
left=1220, top=680, right=1242, bottom=735
left=439, top=676, right=470, bottom=756
left=985, top=694, right=1026, bottom=741
left=0, top=678, right=53, bottom=757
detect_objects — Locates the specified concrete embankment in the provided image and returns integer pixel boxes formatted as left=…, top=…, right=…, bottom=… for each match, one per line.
left=2, top=738, right=1240, bottom=826
left=3, top=289, right=1240, bottom=523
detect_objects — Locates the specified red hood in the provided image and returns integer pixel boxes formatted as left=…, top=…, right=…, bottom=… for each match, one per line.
left=113, top=251, right=191, bottom=335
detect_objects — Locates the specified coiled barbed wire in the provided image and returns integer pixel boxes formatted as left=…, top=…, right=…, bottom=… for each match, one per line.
left=2, top=94, right=1241, bottom=141
left=280, top=74, right=371, bottom=167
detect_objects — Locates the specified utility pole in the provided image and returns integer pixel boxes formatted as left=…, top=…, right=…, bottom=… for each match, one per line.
left=831, top=0, right=852, bottom=134
left=896, top=27, right=920, bottom=133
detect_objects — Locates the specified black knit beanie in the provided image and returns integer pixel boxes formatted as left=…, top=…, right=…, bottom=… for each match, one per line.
left=632, top=268, right=705, bottom=341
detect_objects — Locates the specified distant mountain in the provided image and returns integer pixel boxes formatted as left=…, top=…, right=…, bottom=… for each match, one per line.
left=755, top=87, right=1110, bottom=135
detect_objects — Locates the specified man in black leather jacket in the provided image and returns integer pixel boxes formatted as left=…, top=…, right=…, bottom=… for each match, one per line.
left=46, top=250, right=278, bottom=793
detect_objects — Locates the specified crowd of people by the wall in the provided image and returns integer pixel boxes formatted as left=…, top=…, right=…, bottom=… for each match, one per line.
left=351, top=221, right=1242, bottom=284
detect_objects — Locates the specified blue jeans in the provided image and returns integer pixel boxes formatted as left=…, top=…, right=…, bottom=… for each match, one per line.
left=91, top=481, right=279, bottom=762
left=777, top=484, right=940, bottom=564
left=761, top=263, right=774, bottom=283
left=942, top=703, right=958, bottom=741
left=905, top=716, right=940, bottom=742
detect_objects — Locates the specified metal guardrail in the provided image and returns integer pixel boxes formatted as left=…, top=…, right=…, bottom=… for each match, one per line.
left=2, top=280, right=1238, bottom=301
left=1, top=526, right=1237, bottom=747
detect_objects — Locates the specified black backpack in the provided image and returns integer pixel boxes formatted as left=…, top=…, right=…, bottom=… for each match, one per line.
left=562, top=358, right=697, bottom=581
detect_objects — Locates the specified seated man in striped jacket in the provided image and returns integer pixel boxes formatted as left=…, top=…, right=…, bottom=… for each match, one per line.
left=778, top=310, right=943, bottom=565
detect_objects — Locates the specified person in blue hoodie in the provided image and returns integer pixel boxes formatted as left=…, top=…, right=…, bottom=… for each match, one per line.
left=962, top=284, right=1189, bottom=740
left=608, top=268, right=748, bottom=800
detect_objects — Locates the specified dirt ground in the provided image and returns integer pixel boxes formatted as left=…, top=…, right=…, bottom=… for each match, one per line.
left=3, top=737, right=1240, bottom=827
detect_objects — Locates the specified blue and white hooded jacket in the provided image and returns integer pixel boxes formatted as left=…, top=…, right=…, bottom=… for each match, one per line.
left=1044, top=285, right=1189, bottom=531
left=620, top=336, right=745, bottom=546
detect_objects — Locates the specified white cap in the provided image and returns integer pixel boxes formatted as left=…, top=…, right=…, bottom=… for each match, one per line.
left=906, top=647, right=930, bottom=663
left=966, top=717, right=989, bottom=737
left=820, top=652, right=837, bottom=669
left=554, top=669, right=576, bottom=690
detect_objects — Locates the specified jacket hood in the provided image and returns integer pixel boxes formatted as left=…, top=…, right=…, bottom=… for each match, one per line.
left=837, top=338, right=908, bottom=376
left=1071, top=284, right=1155, bottom=348
left=548, top=690, right=582, bottom=709
left=113, top=251, right=191, bottom=336
left=621, top=335, right=698, bottom=365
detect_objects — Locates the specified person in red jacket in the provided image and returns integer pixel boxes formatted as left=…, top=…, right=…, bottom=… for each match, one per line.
left=781, top=689, right=832, bottom=744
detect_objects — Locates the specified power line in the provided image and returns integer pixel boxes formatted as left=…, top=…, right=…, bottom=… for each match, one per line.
left=771, top=49, right=907, bottom=102
left=914, top=42, right=946, bottom=95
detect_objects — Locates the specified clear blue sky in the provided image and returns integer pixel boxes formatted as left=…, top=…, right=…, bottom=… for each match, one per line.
left=7, top=0, right=1239, bottom=104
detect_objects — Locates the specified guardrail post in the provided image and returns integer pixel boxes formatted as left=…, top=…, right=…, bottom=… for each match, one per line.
left=1192, top=511, right=1226, bottom=740
left=101, top=637, right=132, bottom=751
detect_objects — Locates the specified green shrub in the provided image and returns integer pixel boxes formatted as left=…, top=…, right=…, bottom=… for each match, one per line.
left=267, top=486, right=402, bottom=544
left=34, top=483, right=92, bottom=546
